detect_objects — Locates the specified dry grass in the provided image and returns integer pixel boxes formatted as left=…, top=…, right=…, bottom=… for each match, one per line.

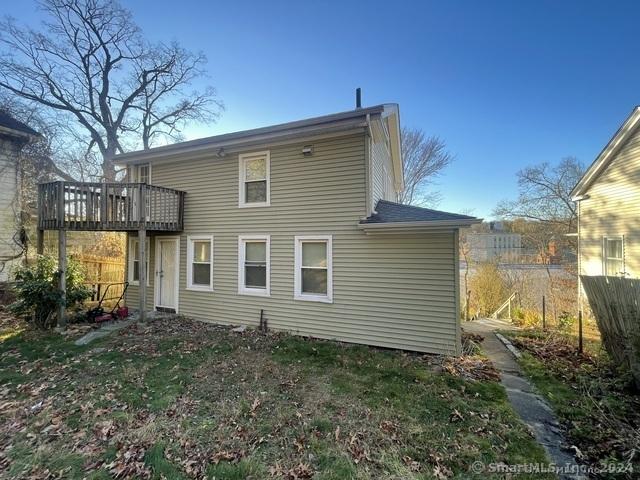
left=0, top=314, right=550, bottom=479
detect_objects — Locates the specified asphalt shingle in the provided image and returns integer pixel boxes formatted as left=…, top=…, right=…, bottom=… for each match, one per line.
left=0, top=110, right=39, bottom=136
left=360, top=200, right=478, bottom=224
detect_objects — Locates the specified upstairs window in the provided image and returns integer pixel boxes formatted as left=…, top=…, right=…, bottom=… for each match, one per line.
left=187, top=235, right=213, bottom=291
left=128, top=237, right=150, bottom=286
left=239, top=151, right=270, bottom=207
left=604, top=236, right=624, bottom=276
left=238, top=235, right=270, bottom=296
left=132, top=164, right=151, bottom=183
left=294, top=235, right=333, bottom=303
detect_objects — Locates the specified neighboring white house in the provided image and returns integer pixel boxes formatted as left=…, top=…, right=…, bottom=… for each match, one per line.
left=571, top=106, right=640, bottom=282
left=0, top=111, right=38, bottom=283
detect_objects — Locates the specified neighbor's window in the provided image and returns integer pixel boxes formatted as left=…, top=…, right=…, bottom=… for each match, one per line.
left=604, top=236, right=624, bottom=276
left=238, top=235, right=270, bottom=296
left=239, top=151, right=270, bottom=207
left=187, top=235, right=213, bottom=291
left=294, top=235, right=333, bottom=303
left=128, top=237, right=150, bottom=285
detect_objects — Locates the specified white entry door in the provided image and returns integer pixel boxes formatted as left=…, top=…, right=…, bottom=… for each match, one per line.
left=155, top=237, right=179, bottom=312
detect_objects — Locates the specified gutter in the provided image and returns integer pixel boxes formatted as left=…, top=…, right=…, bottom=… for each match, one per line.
left=358, top=218, right=482, bottom=230
left=0, top=125, right=40, bottom=142
left=570, top=194, right=590, bottom=202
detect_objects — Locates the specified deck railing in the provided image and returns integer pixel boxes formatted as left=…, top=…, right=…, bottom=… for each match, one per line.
left=37, top=181, right=185, bottom=232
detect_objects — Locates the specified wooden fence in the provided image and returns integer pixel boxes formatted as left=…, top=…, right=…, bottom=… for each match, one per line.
left=580, top=275, right=640, bottom=389
left=73, top=254, right=126, bottom=309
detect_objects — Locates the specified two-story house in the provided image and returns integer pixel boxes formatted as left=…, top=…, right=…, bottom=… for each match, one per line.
left=37, top=104, right=479, bottom=354
left=571, top=106, right=640, bottom=285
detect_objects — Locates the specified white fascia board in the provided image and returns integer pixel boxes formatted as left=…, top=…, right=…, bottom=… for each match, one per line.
left=570, top=106, right=640, bottom=199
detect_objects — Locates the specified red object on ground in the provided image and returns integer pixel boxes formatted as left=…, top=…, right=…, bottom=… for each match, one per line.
left=116, top=307, right=129, bottom=319
left=95, top=313, right=113, bottom=323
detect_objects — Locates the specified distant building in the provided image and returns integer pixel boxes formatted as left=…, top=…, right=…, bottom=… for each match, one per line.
left=466, top=222, right=521, bottom=262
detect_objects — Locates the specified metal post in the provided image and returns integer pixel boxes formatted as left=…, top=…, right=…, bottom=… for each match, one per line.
left=542, top=295, right=546, bottom=331
left=578, top=310, right=583, bottom=354
left=57, top=229, right=66, bottom=329
left=138, top=229, right=146, bottom=322
left=36, top=229, right=44, bottom=255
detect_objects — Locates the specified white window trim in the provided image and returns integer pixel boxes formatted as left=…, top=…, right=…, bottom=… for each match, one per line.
left=294, top=235, right=333, bottom=303
left=186, top=235, right=214, bottom=292
left=128, top=236, right=150, bottom=286
left=603, top=235, right=625, bottom=276
left=131, top=163, right=152, bottom=183
left=238, top=234, right=271, bottom=296
left=238, top=151, right=270, bottom=208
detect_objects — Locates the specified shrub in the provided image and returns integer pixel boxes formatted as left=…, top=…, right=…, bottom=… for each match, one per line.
left=557, top=311, right=576, bottom=332
left=9, top=255, right=92, bottom=329
left=468, top=262, right=508, bottom=317
left=512, top=308, right=541, bottom=328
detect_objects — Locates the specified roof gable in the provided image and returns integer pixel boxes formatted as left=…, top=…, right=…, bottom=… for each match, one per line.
left=0, top=110, right=39, bottom=138
left=571, top=106, right=640, bottom=199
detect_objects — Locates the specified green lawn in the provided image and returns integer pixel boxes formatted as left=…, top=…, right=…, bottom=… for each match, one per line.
left=0, top=314, right=551, bottom=479
left=503, top=329, right=640, bottom=478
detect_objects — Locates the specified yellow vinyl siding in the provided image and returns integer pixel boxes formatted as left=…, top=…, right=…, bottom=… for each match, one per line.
left=580, top=126, right=640, bottom=278
left=371, top=139, right=394, bottom=205
left=126, top=133, right=459, bottom=354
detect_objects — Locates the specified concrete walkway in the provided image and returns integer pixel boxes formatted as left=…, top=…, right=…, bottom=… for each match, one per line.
left=464, top=318, right=584, bottom=480
left=74, top=318, right=135, bottom=346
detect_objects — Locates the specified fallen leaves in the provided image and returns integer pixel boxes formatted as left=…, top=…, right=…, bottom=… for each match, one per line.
left=105, top=443, right=150, bottom=479
left=249, top=397, right=261, bottom=417
left=269, top=462, right=315, bottom=479
left=441, top=356, right=501, bottom=382
left=211, top=450, right=244, bottom=464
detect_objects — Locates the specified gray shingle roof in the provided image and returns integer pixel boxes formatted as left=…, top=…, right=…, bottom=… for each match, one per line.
left=361, top=200, right=478, bottom=224
left=0, top=110, right=39, bottom=137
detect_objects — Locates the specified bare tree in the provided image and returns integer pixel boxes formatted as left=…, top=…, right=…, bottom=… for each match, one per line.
left=399, top=128, right=453, bottom=206
left=495, top=157, right=584, bottom=234
left=0, top=0, right=221, bottom=181
left=494, top=157, right=584, bottom=259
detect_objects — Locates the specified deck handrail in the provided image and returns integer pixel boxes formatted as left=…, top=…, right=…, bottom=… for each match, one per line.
left=37, top=181, right=185, bottom=232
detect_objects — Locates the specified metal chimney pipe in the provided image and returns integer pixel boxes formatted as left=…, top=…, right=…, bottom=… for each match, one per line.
left=356, top=88, right=362, bottom=109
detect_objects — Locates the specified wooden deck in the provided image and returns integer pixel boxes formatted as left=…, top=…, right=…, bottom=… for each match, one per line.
left=37, top=181, right=185, bottom=232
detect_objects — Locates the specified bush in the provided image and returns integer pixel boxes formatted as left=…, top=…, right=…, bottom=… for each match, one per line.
left=557, top=311, right=576, bottom=332
left=468, top=262, right=508, bottom=317
left=9, top=255, right=92, bottom=329
left=511, top=308, right=541, bottom=328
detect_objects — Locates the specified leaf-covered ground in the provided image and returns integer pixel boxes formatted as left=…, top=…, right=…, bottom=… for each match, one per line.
left=0, top=313, right=550, bottom=479
left=505, top=329, right=640, bottom=478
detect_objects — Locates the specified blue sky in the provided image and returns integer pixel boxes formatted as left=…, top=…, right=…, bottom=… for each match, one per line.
left=5, top=1, right=640, bottom=218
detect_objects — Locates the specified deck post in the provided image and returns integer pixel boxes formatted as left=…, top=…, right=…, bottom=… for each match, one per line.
left=138, top=184, right=147, bottom=322
left=138, top=229, right=147, bottom=322
left=57, top=229, right=67, bottom=329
